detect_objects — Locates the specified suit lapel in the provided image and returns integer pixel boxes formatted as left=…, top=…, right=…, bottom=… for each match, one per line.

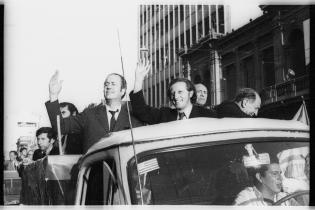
left=95, top=105, right=110, bottom=133
left=114, top=103, right=128, bottom=131
left=170, top=109, right=178, bottom=121
left=189, top=106, right=199, bottom=118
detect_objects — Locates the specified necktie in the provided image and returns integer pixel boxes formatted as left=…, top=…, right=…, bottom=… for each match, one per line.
left=178, top=112, right=186, bottom=120
left=109, top=110, right=118, bottom=132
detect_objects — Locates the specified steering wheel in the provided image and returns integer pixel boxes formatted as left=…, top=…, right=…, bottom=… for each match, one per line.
left=273, top=190, right=309, bottom=206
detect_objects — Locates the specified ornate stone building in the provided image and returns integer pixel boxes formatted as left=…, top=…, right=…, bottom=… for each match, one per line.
left=180, top=5, right=310, bottom=118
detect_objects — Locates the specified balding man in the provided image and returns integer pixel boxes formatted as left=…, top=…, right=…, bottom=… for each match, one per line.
left=195, top=83, right=208, bottom=107
left=216, top=88, right=261, bottom=118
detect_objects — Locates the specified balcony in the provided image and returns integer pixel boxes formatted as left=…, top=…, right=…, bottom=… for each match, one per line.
left=260, top=75, right=309, bottom=105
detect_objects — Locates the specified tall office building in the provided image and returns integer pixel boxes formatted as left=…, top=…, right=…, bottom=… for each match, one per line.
left=138, top=5, right=231, bottom=107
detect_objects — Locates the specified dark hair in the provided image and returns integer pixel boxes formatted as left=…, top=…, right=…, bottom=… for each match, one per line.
left=234, top=88, right=258, bottom=103
left=60, top=102, right=79, bottom=115
left=105, top=73, right=127, bottom=98
left=247, top=164, right=271, bottom=187
left=9, top=151, right=18, bottom=156
left=19, top=147, right=27, bottom=153
left=167, top=78, right=197, bottom=104
left=35, top=127, right=56, bottom=140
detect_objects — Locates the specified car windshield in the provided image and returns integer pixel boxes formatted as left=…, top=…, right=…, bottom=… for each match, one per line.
left=128, top=137, right=309, bottom=205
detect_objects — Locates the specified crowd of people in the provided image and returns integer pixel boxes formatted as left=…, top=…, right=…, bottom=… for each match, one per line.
left=5, top=61, right=262, bottom=166
left=4, top=148, right=34, bottom=171
left=7, top=60, right=305, bottom=206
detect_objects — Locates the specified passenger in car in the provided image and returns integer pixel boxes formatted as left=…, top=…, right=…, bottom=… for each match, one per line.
left=45, top=71, right=143, bottom=153
left=129, top=61, right=217, bottom=125
left=233, top=162, right=298, bottom=206
left=216, top=88, right=261, bottom=118
left=194, top=83, right=209, bottom=108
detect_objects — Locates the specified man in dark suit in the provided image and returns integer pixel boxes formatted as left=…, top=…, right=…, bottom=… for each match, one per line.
left=45, top=71, right=143, bottom=153
left=216, top=88, right=261, bottom=118
left=59, top=102, right=83, bottom=154
left=33, top=127, right=60, bottom=161
left=129, top=62, right=217, bottom=125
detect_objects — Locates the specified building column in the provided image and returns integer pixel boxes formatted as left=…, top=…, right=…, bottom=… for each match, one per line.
left=272, top=14, right=286, bottom=84
left=209, top=43, right=222, bottom=105
left=253, top=40, right=262, bottom=91
left=234, top=47, right=241, bottom=91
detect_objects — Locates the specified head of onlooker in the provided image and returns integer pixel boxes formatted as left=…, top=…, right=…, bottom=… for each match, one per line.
left=27, top=150, right=34, bottom=161
left=19, top=147, right=27, bottom=159
left=5, top=151, right=19, bottom=170
left=35, top=127, right=57, bottom=154
left=195, top=83, right=208, bottom=107
left=234, top=88, right=261, bottom=117
left=103, top=73, right=127, bottom=107
left=167, top=78, right=196, bottom=112
left=9, top=151, right=18, bottom=162
left=60, top=102, right=79, bottom=118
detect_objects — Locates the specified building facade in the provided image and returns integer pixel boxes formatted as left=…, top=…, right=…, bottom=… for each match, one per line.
left=138, top=4, right=231, bottom=107
left=219, top=5, right=309, bottom=118
left=179, top=5, right=310, bottom=118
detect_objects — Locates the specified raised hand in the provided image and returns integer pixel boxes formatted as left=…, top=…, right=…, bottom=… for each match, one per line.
left=134, top=60, right=150, bottom=93
left=49, top=70, right=63, bottom=102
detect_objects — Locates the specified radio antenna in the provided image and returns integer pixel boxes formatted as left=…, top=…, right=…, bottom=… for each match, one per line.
left=117, top=29, right=144, bottom=205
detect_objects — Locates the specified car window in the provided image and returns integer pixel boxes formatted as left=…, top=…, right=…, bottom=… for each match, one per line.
left=128, top=137, right=309, bottom=205
left=85, top=160, right=118, bottom=205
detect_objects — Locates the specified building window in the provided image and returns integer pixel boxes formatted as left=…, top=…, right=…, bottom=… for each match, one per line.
left=161, top=81, right=165, bottom=105
left=180, top=5, right=184, bottom=22
left=185, top=5, right=190, bottom=18
left=210, top=5, right=216, bottom=32
left=287, top=29, right=306, bottom=78
left=218, top=5, right=224, bottom=34
left=153, top=85, right=156, bottom=107
left=222, top=64, right=236, bottom=100
left=192, top=25, right=196, bottom=45
left=175, top=7, right=179, bottom=25
left=186, top=29, right=190, bottom=47
left=241, top=56, right=255, bottom=89
left=157, top=83, right=160, bottom=107
left=262, top=47, right=275, bottom=87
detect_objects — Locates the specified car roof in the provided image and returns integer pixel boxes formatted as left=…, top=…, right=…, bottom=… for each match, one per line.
left=86, top=117, right=309, bottom=155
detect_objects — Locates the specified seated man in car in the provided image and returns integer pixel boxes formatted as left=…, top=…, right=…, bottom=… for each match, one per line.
left=233, top=162, right=298, bottom=206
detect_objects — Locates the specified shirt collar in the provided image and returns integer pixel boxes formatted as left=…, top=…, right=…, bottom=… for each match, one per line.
left=177, top=103, right=193, bottom=119
left=105, top=104, right=121, bottom=113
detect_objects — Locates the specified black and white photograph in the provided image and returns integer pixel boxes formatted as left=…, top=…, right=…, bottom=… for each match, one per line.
left=2, top=0, right=311, bottom=206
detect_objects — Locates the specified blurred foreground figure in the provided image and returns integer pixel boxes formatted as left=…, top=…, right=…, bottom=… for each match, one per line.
left=4, top=151, right=19, bottom=170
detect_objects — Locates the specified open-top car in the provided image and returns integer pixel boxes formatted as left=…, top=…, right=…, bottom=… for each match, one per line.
left=20, top=118, right=309, bottom=205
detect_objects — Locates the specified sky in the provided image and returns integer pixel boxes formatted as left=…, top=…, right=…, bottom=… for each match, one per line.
left=3, top=0, right=275, bottom=156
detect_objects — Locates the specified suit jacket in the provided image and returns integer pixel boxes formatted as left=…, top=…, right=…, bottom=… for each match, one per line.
left=216, top=101, right=252, bottom=118
left=45, top=100, right=143, bottom=153
left=33, top=146, right=60, bottom=161
left=129, top=90, right=217, bottom=125
left=62, top=133, right=83, bottom=154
